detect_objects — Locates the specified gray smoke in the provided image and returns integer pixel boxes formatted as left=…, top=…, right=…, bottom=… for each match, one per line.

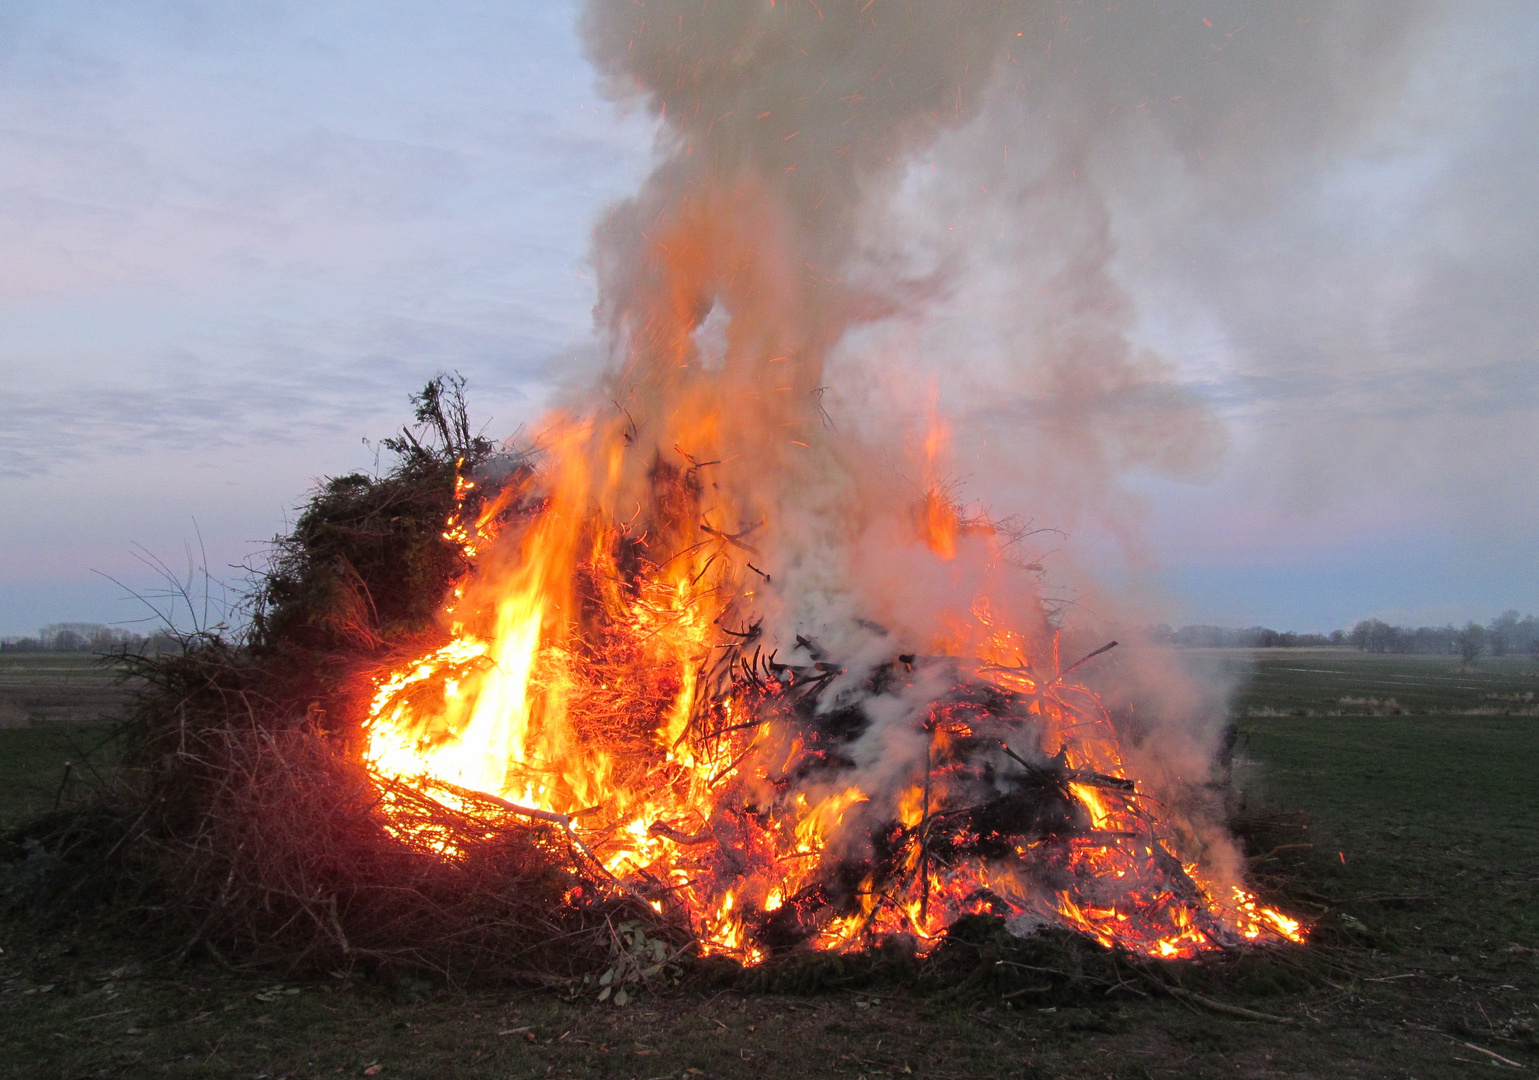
left=568, top=0, right=1451, bottom=812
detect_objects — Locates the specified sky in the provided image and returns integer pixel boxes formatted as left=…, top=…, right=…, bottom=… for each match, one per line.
left=1, top=0, right=1536, bottom=637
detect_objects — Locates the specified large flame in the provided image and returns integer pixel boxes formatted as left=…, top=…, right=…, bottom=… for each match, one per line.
left=362, top=0, right=1300, bottom=963
left=359, top=405, right=1301, bottom=960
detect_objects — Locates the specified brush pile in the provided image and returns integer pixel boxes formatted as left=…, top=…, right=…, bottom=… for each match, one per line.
left=2, top=376, right=1302, bottom=990
left=2, top=378, right=657, bottom=984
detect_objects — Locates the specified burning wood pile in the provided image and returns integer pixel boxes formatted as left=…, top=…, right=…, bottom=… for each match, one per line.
left=4, top=372, right=1298, bottom=988
left=358, top=437, right=1302, bottom=966
left=7, top=1, right=1306, bottom=988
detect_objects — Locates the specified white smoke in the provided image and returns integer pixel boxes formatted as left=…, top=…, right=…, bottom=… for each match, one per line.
left=567, top=0, right=1442, bottom=828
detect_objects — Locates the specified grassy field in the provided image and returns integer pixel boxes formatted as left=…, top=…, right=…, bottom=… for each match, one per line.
left=1, top=648, right=1536, bottom=1079
left=1226, top=648, right=1539, bottom=717
left=0, top=653, right=126, bottom=827
left=0, top=652, right=131, bottom=729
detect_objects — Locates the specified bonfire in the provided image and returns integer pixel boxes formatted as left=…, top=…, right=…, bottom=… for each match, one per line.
left=356, top=396, right=1300, bottom=966
left=344, top=0, right=1303, bottom=965
left=14, top=2, right=1304, bottom=986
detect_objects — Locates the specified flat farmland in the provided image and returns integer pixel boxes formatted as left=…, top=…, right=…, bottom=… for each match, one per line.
left=0, top=652, right=131, bottom=728
left=0, top=653, right=127, bottom=827
left=1227, top=647, right=1539, bottom=716
left=1, top=648, right=1536, bottom=1079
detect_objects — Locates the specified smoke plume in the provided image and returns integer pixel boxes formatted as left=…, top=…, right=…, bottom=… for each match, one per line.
left=571, top=0, right=1437, bottom=668
left=417, top=0, right=1435, bottom=941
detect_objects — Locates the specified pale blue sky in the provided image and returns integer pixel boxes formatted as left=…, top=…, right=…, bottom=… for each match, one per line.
left=2, top=1, right=1535, bottom=636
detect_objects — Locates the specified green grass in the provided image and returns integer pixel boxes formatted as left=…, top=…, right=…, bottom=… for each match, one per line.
left=0, top=652, right=126, bottom=687
left=0, top=653, right=130, bottom=822
left=1228, top=647, right=1539, bottom=715
left=2, top=649, right=1537, bottom=1078
left=1241, top=713, right=1539, bottom=952
left=0, top=722, right=117, bottom=827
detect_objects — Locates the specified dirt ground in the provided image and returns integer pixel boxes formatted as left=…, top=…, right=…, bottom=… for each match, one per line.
left=2, top=648, right=1536, bottom=1079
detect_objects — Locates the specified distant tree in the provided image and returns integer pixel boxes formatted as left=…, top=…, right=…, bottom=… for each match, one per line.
left=1153, top=613, right=1532, bottom=655
left=39, top=622, right=116, bottom=650
left=12, top=622, right=163, bottom=654
left=1350, top=619, right=1402, bottom=653
left=1456, top=622, right=1487, bottom=666
left=1520, top=615, right=1539, bottom=657
left=142, top=630, right=180, bottom=654
left=1488, top=610, right=1521, bottom=657
left=1397, top=624, right=1442, bottom=654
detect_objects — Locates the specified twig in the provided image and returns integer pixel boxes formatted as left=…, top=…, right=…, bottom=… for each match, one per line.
left=706, top=739, right=761, bottom=788
left=648, top=821, right=714, bottom=845
left=995, top=960, right=1072, bottom=976
left=1049, top=641, right=1119, bottom=686
left=1457, top=1041, right=1525, bottom=1069
left=1249, top=843, right=1314, bottom=863
left=918, top=738, right=933, bottom=924
left=1159, top=985, right=1298, bottom=1025
left=1001, top=983, right=1053, bottom=998
left=74, top=1008, right=135, bottom=1024
left=1408, top=1024, right=1529, bottom=1069
left=433, top=782, right=651, bottom=908
left=699, top=522, right=762, bottom=556
left=53, top=760, right=73, bottom=810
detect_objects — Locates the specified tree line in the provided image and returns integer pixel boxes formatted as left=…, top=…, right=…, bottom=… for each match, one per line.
left=1152, top=610, right=1539, bottom=662
left=1344, top=611, right=1538, bottom=661
left=0, top=622, right=179, bottom=655
left=1149, top=625, right=1342, bottom=649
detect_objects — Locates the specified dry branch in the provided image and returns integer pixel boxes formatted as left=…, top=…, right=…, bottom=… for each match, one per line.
left=1158, top=984, right=1299, bottom=1025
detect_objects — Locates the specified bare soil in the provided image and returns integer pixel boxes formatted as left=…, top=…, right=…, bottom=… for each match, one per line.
left=2, top=649, right=1536, bottom=1079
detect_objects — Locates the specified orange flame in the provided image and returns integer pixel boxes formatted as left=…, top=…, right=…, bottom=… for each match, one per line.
left=359, top=406, right=1304, bottom=960
left=350, top=156, right=1301, bottom=961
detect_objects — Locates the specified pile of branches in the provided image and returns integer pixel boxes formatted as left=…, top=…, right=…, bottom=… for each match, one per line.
left=253, top=372, right=504, bottom=663
left=2, top=377, right=647, bottom=984
left=2, top=377, right=1307, bottom=996
left=670, top=636, right=1230, bottom=959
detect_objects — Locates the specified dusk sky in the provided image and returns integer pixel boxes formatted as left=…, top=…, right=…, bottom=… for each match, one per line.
left=2, top=1, right=1536, bottom=637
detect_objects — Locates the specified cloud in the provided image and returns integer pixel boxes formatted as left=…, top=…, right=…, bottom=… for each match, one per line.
left=0, top=0, right=655, bottom=480
left=0, top=309, right=584, bottom=478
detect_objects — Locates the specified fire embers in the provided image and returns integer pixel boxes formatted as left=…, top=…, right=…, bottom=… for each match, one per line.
left=663, top=651, right=1269, bottom=961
